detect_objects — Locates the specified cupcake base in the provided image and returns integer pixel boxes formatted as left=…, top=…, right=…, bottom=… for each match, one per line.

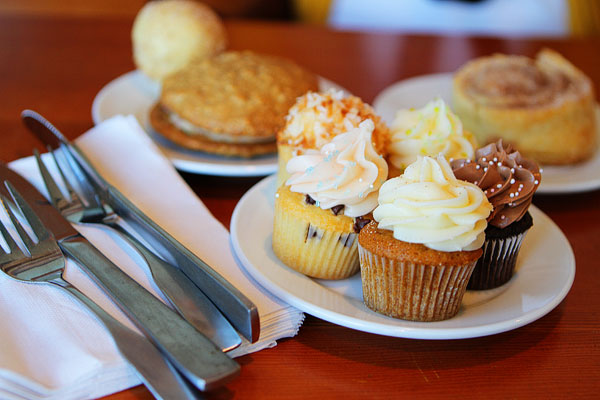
left=358, top=222, right=481, bottom=322
left=468, top=212, right=533, bottom=290
left=275, top=143, right=295, bottom=187
left=272, top=185, right=360, bottom=279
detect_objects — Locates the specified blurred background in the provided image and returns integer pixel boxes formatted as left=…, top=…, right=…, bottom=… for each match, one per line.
left=0, top=0, right=598, bottom=37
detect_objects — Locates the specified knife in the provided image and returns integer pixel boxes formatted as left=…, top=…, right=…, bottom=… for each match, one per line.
left=22, top=110, right=260, bottom=343
left=0, top=163, right=239, bottom=392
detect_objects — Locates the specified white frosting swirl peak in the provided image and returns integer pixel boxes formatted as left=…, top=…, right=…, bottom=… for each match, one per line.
left=389, top=98, right=476, bottom=170
left=286, top=119, right=388, bottom=217
left=373, top=155, right=492, bottom=252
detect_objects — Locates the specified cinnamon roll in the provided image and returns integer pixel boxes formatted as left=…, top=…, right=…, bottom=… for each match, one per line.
left=452, top=49, right=597, bottom=165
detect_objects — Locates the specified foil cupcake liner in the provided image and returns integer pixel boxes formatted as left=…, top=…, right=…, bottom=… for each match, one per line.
left=358, top=244, right=476, bottom=321
left=467, top=230, right=529, bottom=290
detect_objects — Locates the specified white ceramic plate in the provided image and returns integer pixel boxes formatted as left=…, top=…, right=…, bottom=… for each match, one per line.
left=372, top=73, right=600, bottom=194
left=230, top=175, right=575, bottom=339
left=92, top=70, right=346, bottom=176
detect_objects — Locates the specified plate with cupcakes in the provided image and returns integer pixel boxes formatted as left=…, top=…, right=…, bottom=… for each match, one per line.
left=231, top=90, right=575, bottom=339
left=373, top=49, right=600, bottom=194
left=93, top=0, right=347, bottom=176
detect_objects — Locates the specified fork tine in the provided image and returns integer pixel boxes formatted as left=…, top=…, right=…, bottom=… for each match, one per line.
left=4, top=181, right=52, bottom=247
left=47, top=145, right=87, bottom=206
left=34, top=148, right=70, bottom=210
left=0, top=192, right=36, bottom=255
left=0, top=196, right=26, bottom=260
left=58, top=143, right=103, bottom=209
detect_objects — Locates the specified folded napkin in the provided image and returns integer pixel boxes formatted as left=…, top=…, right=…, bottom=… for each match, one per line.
left=0, top=115, right=304, bottom=400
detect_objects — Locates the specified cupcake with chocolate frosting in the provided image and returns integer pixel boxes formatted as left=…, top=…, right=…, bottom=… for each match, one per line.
left=272, top=119, right=388, bottom=279
left=451, top=139, right=541, bottom=289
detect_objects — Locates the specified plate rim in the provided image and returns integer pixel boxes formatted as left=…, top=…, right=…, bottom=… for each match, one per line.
left=230, top=174, right=576, bottom=339
left=372, top=72, right=600, bottom=195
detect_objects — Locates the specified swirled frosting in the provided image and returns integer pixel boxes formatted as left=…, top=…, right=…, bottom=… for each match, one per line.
left=451, top=140, right=541, bottom=229
left=373, top=155, right=492, bottom=252
left=388, top=98, right=476, bottom=170
left=286, top=119, right=388, bottom=217
left=278, top=89, right=389, bottom=156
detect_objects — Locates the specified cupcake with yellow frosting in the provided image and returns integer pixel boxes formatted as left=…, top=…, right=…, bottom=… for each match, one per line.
left=276, top=89, right=389, bottom=186
left=273, top=119, right=388, bottom=279
left=387, top=98, right=477, bottom=177
left=358, top=155, right=492, bottom=321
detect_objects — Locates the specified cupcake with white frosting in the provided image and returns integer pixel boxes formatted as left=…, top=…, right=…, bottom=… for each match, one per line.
left=387, top=98, right=477, bottom=177
left=358, top=155, right=492, bottom=321
left=272, top=119, right=388, bottom=279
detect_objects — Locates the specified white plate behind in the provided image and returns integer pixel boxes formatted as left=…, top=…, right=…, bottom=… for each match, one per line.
left=373, top=73, right=600, bottom=194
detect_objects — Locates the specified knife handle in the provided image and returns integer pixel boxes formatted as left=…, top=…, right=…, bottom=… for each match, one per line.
left=60, top=235, right=240, bottom=391
left=59, top=283, right=198, bottom=400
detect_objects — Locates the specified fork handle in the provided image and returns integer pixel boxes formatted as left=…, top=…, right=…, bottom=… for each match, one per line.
left=59, top=235, right=240, bottom=391
left=104, top=219, right=241, bottom=352
left=56, top=281, right=198, bottom=400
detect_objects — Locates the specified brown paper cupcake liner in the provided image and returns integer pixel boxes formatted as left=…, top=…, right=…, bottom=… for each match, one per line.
left=358, top=244, right=476, bottom=321
left=467, top=230, right=528, bottom=290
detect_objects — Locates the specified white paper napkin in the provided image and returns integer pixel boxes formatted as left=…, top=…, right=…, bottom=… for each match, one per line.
left=0, top=115, right=304, bottom=400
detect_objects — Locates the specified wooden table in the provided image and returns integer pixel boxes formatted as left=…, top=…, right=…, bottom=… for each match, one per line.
left=1, top=14, right=599, bottom=400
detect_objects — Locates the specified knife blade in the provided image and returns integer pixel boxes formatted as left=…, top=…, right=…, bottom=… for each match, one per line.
left=22, top=110, right=260, bottom=343
left=0, top=162, right=239, bottom=391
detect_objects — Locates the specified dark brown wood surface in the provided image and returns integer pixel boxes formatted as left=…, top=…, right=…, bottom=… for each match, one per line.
left=1, top=14, right=599, bottom=400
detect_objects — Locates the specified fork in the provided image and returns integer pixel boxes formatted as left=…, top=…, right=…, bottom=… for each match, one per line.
left=0, top=183, right=198, bottom=400
left=34, top=147, right=241, bottom=352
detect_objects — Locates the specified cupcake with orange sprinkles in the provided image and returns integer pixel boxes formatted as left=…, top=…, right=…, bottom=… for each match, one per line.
left=276, top=89, right=389, bottom=185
